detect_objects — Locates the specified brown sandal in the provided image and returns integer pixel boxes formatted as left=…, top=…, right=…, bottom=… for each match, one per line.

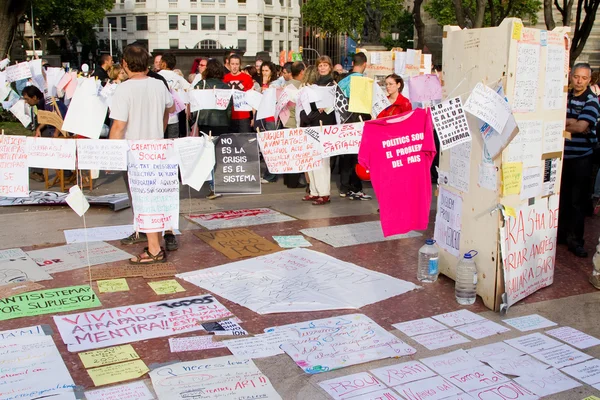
left=129, top=247, right=167, bottom=265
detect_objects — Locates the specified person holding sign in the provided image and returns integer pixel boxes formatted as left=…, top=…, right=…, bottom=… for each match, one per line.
left=109, top=44, right=175, bottom=264
left=224, top=54, right=254, bottom=133
left=377, top=74, right=412, bottom=119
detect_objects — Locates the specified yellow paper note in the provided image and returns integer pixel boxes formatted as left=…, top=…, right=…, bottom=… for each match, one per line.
left=504, top=206, right=516, bottom=218
left=78, top=344, right=140, bottom=368
left=87, top=359, right=149, bottom=387
left=348, top=76, right=373, bottom=114
left=502, top=162, right=523, bottom=195
left=148, top=279, right=186, bottom=295
left=512, top=22, right=523, bottom=40
left=97, top=278, right=129, bottom=293
left=582, top=397, right=600, bottom=400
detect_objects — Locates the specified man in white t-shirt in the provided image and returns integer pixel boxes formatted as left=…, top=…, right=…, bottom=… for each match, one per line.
left=109, top=44, right=175, bottom=264
left=158, top=53, right=191, bottom=139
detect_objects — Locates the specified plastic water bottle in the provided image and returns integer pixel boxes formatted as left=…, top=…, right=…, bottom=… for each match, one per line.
left=455, top=250, right=478, bottom=305
left=418, top=239, right=439, bottom=282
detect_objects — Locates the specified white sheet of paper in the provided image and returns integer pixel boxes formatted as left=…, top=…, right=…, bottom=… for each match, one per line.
left=65, top=185, right=90, bottom=216
left=188, top=89, right=216, bottom=112
left=0, top=324, right=47, bottom=341
left=63, top=224, right=136, bottom=244
left=26, top=137, right=77, bottom=170
left=440, top=395, right=475, bottom=400
left=256, top=87, right=277, bottom=120
left=232, top=89, right=253, bottom=111
left=61, top=78, right=107, bottom=139
left=169, top=336, right=226, bottom=352
left=313, top=85, right=336, bottom=110
left=504, top=120, right=544, bottom=168
left=544, top=44, right=566, bottom=110
left=5, top=61, right=32, bottom=82
left=394, top=52, right=406, bottom=75
left=25, top=247, right=82, bottom=275
left=85, top=381, right=155, bottom=400
left=520, top=166, right=542, bottom=200
left=505, top=333, right=562, bottom=354
left=29, top=59, right=42, bottom=77
left=319, top=372, right=386, bottom=400
left=503, top=314, right=557, bottom=332
left=455, top=320, right=511, bottom=340
left=223, top=336, right=284, bottom=359
left=467, top=342, right=525, bottom=361
left=392, top=317, right=447, bottom=337
left=443, top=365, right=511, bottom=392
left=9, top=99, right=32, bottom=127
left=545, top=326, right=600, bottom=349
left=479, top=163, right=497, bottom=191
left=174, top=136, right=215, bottom=191
left=411, top=329, right=470, bottom=350
left=245, top=89, right=263, bottom=110
left=486, top=354, right=550, bottom=377
left=0, top=58, right=9, bottom=70
left=449, top=141, right=471, bottom=193
left=434, top=186, right=462, bottom=257
left=46, top=67, right=66, bottom=97
left=543, top=120, right=565, bottom=154
left=346, top=388, right=403, bottom=400
left=514, top=368, right=580, bottom=397
left=431, top=97, right=472, bottom=151
left=188, top=208, right=295, bottom=230
left=0, top=134, right=29, bottom=198
left=371, top=81, right=392, bottom=118
left=62, top=241, right=133, bottom=269
left=529, top=344, right=592, bottom=368
left=421, top=349, right=484, bottom=375
left=0, top=248, right=53, bottom=283
left=394, top=376, right=463, bottom=400
left=369, top=360, right=436, bottom=387
left=513, top=42, right=540, bottom=113
left=300, top=221, right=422, bottom=248
left=432, top=309, right=486, bottom=327
left=470, top=381, right=538, bottom=400
left=76, top=139, right=128, bottom=171
left=463, top=82, right=511, bottom=133
left=560, top=358, right=600, bottom=385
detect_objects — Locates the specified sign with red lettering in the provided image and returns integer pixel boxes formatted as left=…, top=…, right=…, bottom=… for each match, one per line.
left=0, top=135, right=28, bottom=198
left=257, top=127, right=322, bottom=173
left=319, top=122, right=364, bottom=157
left=470, top=381, right=538, bottom=400
left=500, top=195, right=559, bottom=307
left=53, top=294, right=234, bottom=352
left=127, top=140, right=179, bottom=233
left=394, top=376, right=463, bottom=400
left=319, top=372, right=386, bottom=399
left=369, top=360, right=436, bottom=387
left=443, top=365, right=511, bottom=393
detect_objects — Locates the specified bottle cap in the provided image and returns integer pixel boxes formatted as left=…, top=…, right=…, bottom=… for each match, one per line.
left=463, top=250, right=478, bottom=259
left=425, top=239, right=436, bottom=245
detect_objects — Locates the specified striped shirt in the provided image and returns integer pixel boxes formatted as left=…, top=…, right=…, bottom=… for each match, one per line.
left=564, top=88, right=600, bottom=159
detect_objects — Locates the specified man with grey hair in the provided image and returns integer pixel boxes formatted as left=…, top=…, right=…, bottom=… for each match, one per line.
left=559, top=62, right=600, bottom=260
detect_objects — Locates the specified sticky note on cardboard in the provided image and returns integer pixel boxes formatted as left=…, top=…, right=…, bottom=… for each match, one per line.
left=79, top=344, right=140, bottom=368
left=148, top=279, right=186, bottom=295
left=87, top=359, right=149, bottom=387
left=97, top=278, right=129, bottom=293
left=512, top=22, right=523, bottom=40
left=502, top=162, right=523, bottom=195
left=504, top=206, right=517, bottom=218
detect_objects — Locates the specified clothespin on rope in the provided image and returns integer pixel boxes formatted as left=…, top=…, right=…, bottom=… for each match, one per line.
left=319, top=120, right=323, bottom=133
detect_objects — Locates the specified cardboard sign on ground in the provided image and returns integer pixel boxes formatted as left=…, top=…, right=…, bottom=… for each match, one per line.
left=194, top=228, right=280, bottom=259
left=86, top=262, right=177, bottom=280
left=0, top=281, right=44, bottom=299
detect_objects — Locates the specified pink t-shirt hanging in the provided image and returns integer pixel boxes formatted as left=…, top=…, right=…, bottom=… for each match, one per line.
left=358, top=108, right=436, bottom=236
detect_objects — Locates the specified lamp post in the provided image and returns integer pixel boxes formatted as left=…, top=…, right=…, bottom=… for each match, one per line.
left=76, top=41, right=82, bottom=68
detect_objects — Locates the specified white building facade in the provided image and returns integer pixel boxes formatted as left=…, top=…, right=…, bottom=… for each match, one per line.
left=97, top=0, right=301, bottom=60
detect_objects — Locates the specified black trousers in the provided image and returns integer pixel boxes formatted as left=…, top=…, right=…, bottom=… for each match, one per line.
left=558, top=154, right=593, bottom=247
left=230, top=118, right=252, bottom=133
left=339, top=154, right=362, bottom=193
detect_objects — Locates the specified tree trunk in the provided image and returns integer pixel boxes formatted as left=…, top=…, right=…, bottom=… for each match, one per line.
left=413, top=0, right=426, bottom=50
left=570, top=0, right=600, bottom=65
left=452, top=0, right=467, bottom=28
left=544, top=0, right=556, bottom=29
left=473, top=0, right=487, bottom=28
left=0, top=0, right=29, bottom=59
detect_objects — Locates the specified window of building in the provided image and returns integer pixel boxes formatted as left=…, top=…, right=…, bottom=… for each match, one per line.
left=199, top=39, right=219, bottom=49
left=238, top=16, right=246, bottom=30
left=238, top=39, right=247, bottom=52
left=289, top=40, right=292, bottom=51
left=121, top=16, right=127, bottom=29
left=279, top=40, right=284, bottom=51
left=264, top=17, right=272, bottom=32
left=135, top=15, right=148, bottom=31
left=169, top=39, right=179, bottom=49
left=107, top=17, right=117, bottom=30
left=280, top=0, right=284, bottom=5
left=264, top=40, right=272, bottom=52
left=280, top=18, right=284, bottom=32
left=169, top=0, right=177, bottom=2
left=265, top=0, right=272, bottom=4
left=135, top=0, right=145, bottom=2
left=136, top=39, right=149, bottom=48
left=190, top=15, right=198, bottom=30
left=219, top=16, right=226, bottom=30
left=238, top=0, right=246, bottom=3
left=121, top=39, right=127, bottom=50
left=169, top=15, right=178, bottom=30
left=202, top=0, right=215, bottom=3
left=99, top=19, right=104, bottom=32
left=201, top=16, right=215, bottom=30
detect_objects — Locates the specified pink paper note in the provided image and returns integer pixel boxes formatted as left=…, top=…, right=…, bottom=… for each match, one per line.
left=56, top=72, right=72, bottom=92
left=65, top=72, right=78, bottom=99
left=408, top=74, right=442, bottom=103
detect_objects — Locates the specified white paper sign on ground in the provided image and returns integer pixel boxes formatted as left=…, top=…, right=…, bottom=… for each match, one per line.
left=369, top=360, right=437, bottom=387
left=0, top=134, right=28, bottom=198
left=0, top=335, right=75, bottom=399
left=174, top=136, right=215, bottom=191
left=505, top=333, right=562, bottom=354
left=470, top=381, right=538, bottom=400
left=178, top=248, right=418, bottom=314
left=0, top=324, right=46, bottom=341
left=454, top=320, right=511, bottom=340
left=392, top=317, right=447, bottom=337
left=421, top=349, right=484, bottom=375
left=62, top=241, right=133, bottom=269
left=272, top=235, right=312, bottom=248
left=434, top=187, right=462, bottom=257
left=169, top=336, right=226, bottom=352
left=54, top=294, right=233, bottom=352
left=441, top=394, right=475, bottom=400
left=187, top=208, right=295, bottom=230
left=449, top=141, right=471, bottom=193
left=411, top=329, right=470, bottom=350
left=318, top=372, right=386, bottom=400
left=63, top=224, right=136, bottom=244
left=26, top=246, right=82, bottom=275
left=85, top=380, right=155, bottom=400
left=0, top=248, right=53, bottom=283
left=268, top=314, right=416, bottom=374
left=348, top=388, right=402, bottom=400
left=443, top=365, right=511, bottom=393
left=545, top=326, right=600, bottom=349
left=150, top=356, right=282, bottom=400
left=467, top=342, right=525, bottom=361
left=300, top=221, right=422, bottom=248
left=62, top=78, right=107, bottom=139
left=432, top=309, right=486, bottom=327
left=223, top=336, right=284, bottom=359
left=394, top=376, right=463, bottom=400
left=76, top=139, right=129, bottom=171
left=514, top=368, right=581, bottom=397
left=530, top=344, right=592, bottom=368
left=503, top=314, right=558, bottom=332
left=463, top=82, right=511, bottom=133
left=560, top=358, right=600, bottom=385
left=431, top=97, right=472, bottom=151
left=26, top=137, right=77, bottom=170
left=486, top=354, right=551, bottom=377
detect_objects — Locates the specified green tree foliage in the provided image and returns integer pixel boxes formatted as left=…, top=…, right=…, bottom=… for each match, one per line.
left=424, top=0, right=542, bottom=28
left=381, top=8, right=415, bottom=50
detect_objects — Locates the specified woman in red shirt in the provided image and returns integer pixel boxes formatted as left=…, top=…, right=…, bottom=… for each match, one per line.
left=377, top=74, right=412, bottom=119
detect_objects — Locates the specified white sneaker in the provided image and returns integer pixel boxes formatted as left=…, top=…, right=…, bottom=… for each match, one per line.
left=261, top=178, right=270, bottom=184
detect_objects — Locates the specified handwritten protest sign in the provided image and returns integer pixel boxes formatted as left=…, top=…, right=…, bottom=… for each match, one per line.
left=60, top=241, right=132, bottom=270
left=87, top=262, right=177, bottom=280
left=530, top=344, right=592, bottom=368
left=97, top=278, right=130, bottom=293
left=500, top=196, right=558, bottom=307
left=454, top=319, right=511, bottom=339
left=178, top=248, right=417, bottom=314
left=223, top=335, right=284, bottom=358
left=464, top=83, right=512, bottom=134
left=0, top=281, right=44, bottom=299
left=9, top=99, right=32, bottom=127
left=257, top=127, right=322, bottom=173
left=214, top=133, right=260, bottom=194
left=505, top=332, right=562, bottom=354
left=319, top=122, right=364, bottom=157
left=0, top=335, right=76, bottom=399
left=421, top=349, right=483, bottom=375
left=503, top=314, right=557, bottom=332
left=487, top=354, right=550, bottom=377
left=26, top=137, right=77, bottom=170
left=269, top=314, right=415, bottom=373
left=0, top=324, right=48, bottom=341
left=546, top=326, right=600, bottom=349
left=79, top=344, right=140, bottom=368
left=150, top=356, right=282, bottom=400
left=85, top=381, right=155, bottom=400
left=431, top=97, right=472, bottom=151
left=319, top=372, right=386, bottom=399
left=412, top=329, right=470, bottom=350
left=195, top=228, right=280, bottom=259
left=370, top=361, right=437, bottom=387
left=408, top=74, right=443, bottom=103
left=443, top=365, right=510, bottom=393
left=54, top=294, right=233, bottom=351
left=37, top=109, right=67, bottom=136
left=544, top=40, right=567, bottom=110
left=272, top=235, right=312, bottom=248
left=232, top=89, right=253, bottom=111
left=470, top=381, right=538, bottom=400
left=371, top=81, right=391, bottom=117
left=64, top=225, right=137, bottom=244
left=4, top=61, right=32, bottom=82
left=88, top=359, right=149, bottom=387
left=432, top=309, right=487, bottom=327
left=514, top=368, right=581, bottom=397
left=0, top=248, right=52, bottom=283
left=26, top=246, right=81, bottom=274
left=467, top=342, right=525, bottom=361
left=148, top=279, right=186, bottom=295
left=392, top=317, right=447, bottom=337
left=0, top=135, right=28, bottom=198
left=62, top=78, right=108, bottom=139
left=187, top=208, right=295, bottom=230
left=561, top=359, right=600, bottom=385
left=168, top=335, right=226, bottom=352
left=76, top=139, right=129, bottom=171
left=394, top=375, right=463, bottom=400
left=513, top=41, right=540, bottom=113
left=434, top=187, right=462, bottom=257
left=128, top=140, right=179, bottom=233
left=173, top=136, right=214, bottom=191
